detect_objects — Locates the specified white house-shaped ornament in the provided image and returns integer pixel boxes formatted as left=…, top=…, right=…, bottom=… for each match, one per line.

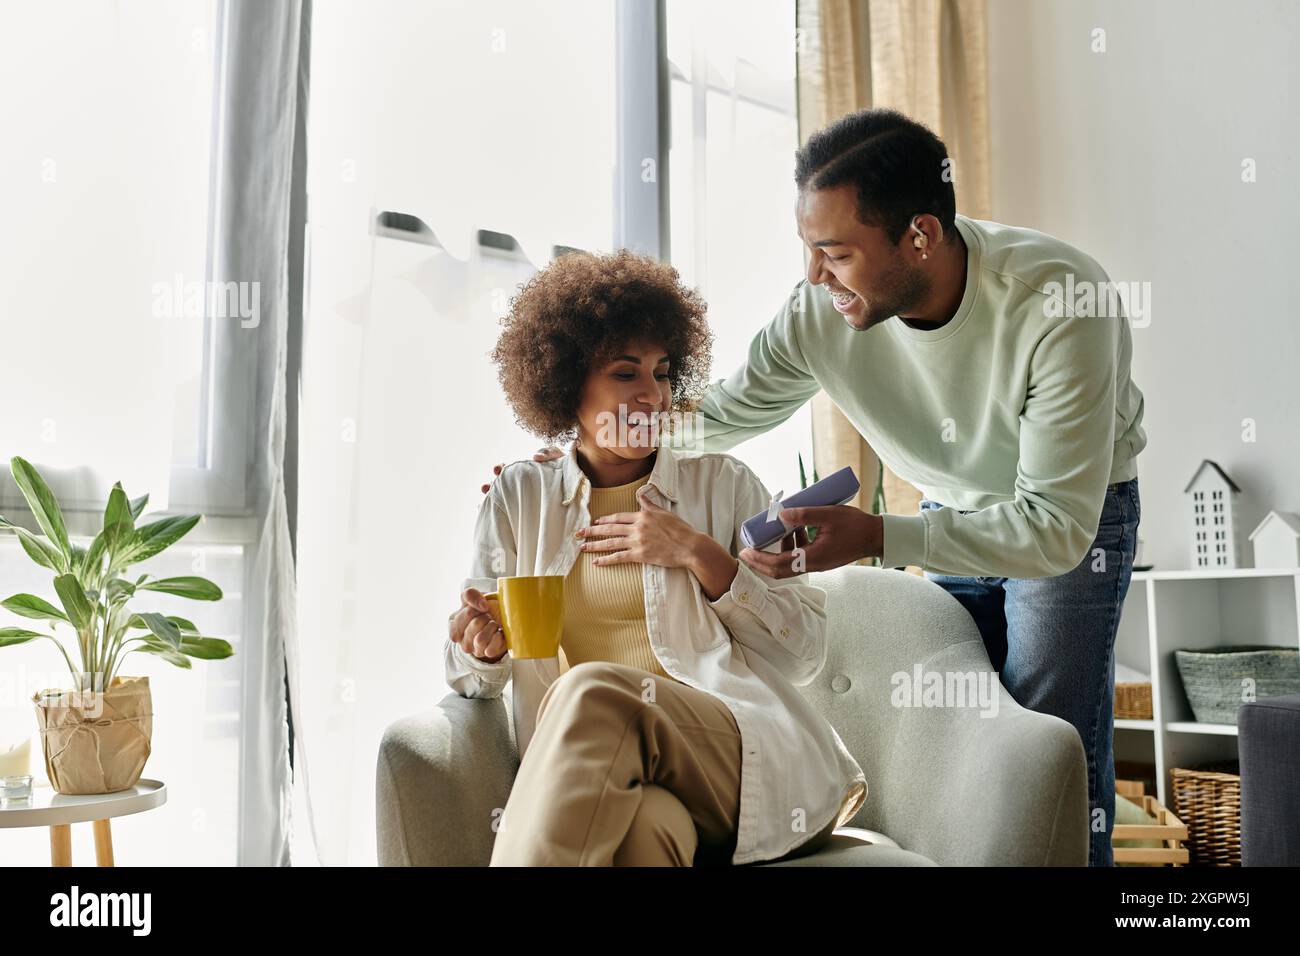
left=1249, top=510, right=1300, bottom=569
left=1184, top=460, right=1242, bottom=569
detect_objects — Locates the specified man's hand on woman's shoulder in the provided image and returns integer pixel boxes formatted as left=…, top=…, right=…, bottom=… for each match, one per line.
left=480, top=446, right=564, bottom=494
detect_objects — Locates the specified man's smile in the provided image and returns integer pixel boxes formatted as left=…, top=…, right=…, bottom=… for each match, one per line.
left=829, top=288, right=860, bottom=313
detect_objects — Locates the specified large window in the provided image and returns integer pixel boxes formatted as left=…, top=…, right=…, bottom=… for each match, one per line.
left=296, top=0, right=622, bottom=864
left=665, top=0, right=811, bottom=493
left=0, top=0, right=819, bottom=867
left=0, top=0, right=240, bottom=512
left=0, top=0, right=245, bottom=866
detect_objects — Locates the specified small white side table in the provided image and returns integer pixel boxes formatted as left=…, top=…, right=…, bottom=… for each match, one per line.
left=0, top=778, right=166, bottom=866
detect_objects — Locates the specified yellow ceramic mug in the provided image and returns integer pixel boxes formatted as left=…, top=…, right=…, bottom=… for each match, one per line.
left=481, top=575, right=565, bottom=660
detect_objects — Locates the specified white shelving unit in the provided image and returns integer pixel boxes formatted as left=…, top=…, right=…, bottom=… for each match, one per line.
left=1114, top=567, right=1300, bottom=808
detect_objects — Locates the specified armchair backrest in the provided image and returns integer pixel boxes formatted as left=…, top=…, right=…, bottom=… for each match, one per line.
left=802, top=566, right=1089, bottom=865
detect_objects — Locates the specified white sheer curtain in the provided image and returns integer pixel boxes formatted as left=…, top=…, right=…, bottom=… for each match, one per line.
left=0, top=0, right=305, bottom=865
left=665, top=0, right=813, bottom=496
left=295, top=0, right=811, bottom=866
left=295, top=0, right=617, bottom=866
left=214, top=0, right=309, bottom=866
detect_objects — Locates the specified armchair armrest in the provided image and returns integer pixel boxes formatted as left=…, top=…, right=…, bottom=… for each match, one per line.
left=377, top=692, right=518, bottom=866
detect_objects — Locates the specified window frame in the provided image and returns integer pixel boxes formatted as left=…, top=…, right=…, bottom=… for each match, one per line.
left=615, top=0, right=670, bottom=260
left=0, top=0, right=249, bottom=523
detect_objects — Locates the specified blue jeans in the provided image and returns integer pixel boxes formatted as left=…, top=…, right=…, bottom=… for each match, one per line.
left=919, top=478, right=1140, bottom=867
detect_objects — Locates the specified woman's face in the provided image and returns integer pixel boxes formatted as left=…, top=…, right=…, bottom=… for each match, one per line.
left=574, top=339, right=671, bottom=461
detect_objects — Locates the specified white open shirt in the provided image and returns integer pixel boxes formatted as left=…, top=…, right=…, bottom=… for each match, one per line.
left=444, top=442, right=867, bottom=865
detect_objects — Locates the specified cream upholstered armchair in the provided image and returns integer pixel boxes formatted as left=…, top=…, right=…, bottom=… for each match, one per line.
left=377, top=566, right=1089, bottom=866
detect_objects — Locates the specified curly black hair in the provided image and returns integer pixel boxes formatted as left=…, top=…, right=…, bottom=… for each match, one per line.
left=490, top=249, right=713, bottom=444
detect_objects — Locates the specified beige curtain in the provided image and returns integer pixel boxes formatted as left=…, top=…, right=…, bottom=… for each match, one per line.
left=795, top=0, right=991, bottom=571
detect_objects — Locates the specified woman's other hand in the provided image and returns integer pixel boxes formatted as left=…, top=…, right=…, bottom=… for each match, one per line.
left=450, top=587, right=509, bottom=663
left=480, top=447, right=564, bottom=494
left=578, top=496, right=704, bottom=569
left=578, top=496, right=741, bottom=600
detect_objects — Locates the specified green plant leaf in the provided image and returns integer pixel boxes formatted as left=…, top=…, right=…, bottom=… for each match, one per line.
left=135, top=611, right=182, bottom=648
left=1, top=516, right=68, bottom=573
left=128, top=493, right=149, bottom=520
left=128, top=614, right=200, bottom=634
left=184, top=636, right=232, bottom=659
left=15, top=528, right=65, bottom=572
left=0, top=626, right=46, bottom=647
left=52, top=574, right=94, bottom=630
left=1, top=593, right=69, bottom=623
left=81, top=531, right=109, bottom=582
left=135, top=642, right=192, bottom=668
left=113, top=514, right=200, bottom=569
left=167, top=635, right=233, bottom=660
left=102, top=483, right=134, bottom=554
left=106, top=578, right=136, bottom=603
left=137, top=576, right=222, bottom=601
left=10, top=457, right=71, bottom=566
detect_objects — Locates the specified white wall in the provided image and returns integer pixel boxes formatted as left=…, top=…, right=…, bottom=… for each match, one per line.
left=986, top=0, right=1300, bottom=571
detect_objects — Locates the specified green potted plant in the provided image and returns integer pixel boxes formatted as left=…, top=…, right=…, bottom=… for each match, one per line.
left=0, top=456, right=233, bottom=794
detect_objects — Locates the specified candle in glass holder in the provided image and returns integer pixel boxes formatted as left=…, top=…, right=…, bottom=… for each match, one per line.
left=0, top=736, right=32, bottom=777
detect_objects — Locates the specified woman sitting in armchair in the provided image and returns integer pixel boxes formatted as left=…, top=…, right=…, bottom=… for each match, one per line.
left=445, top=249, right=865, bottom=866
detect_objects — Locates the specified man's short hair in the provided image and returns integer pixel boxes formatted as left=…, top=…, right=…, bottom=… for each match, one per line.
left=795, top=108, right=956, bottom=245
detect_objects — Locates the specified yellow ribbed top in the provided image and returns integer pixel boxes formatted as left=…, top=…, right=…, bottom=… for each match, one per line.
left=560, top=471, right=679, bottom=684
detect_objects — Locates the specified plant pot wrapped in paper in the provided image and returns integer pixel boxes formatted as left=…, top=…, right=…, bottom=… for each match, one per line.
left=33, top=676, right=153, bottom=794
left=1, top=457, right=233, bottom=796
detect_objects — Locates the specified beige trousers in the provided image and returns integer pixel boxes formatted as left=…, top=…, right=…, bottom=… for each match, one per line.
left=488, top=660, right=836, bottom=866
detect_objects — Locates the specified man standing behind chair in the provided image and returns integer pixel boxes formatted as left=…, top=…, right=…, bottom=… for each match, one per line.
left=499, top=107, right=1146, bottom=865
left=694, top=107, right=1146, bottom=867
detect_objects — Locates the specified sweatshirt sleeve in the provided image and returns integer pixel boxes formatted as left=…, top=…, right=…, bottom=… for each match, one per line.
left=705, top=460, right=829, bottom=687
left=443, top=489, right=515, bottom=699
left=686, top=283, right=822, bottom=454
left=880, top=309, right=1121, bottom=578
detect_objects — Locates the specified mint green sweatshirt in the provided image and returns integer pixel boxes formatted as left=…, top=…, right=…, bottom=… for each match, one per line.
left=683, top=214, right=1147, bottom=579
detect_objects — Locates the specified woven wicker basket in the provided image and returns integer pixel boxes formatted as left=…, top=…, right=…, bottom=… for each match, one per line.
left=1174, top=645, right=1300, bottom=725
left=1115, top=682, right=1153, bottom=719
left=1170, top=761, right=1241, bottom=866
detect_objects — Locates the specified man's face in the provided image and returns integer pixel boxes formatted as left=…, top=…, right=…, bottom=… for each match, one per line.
left=795, top=184, right=930, bottom=332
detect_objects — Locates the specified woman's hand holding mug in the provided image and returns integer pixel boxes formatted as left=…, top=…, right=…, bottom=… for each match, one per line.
left=450, top=587, right=508, bottom=663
